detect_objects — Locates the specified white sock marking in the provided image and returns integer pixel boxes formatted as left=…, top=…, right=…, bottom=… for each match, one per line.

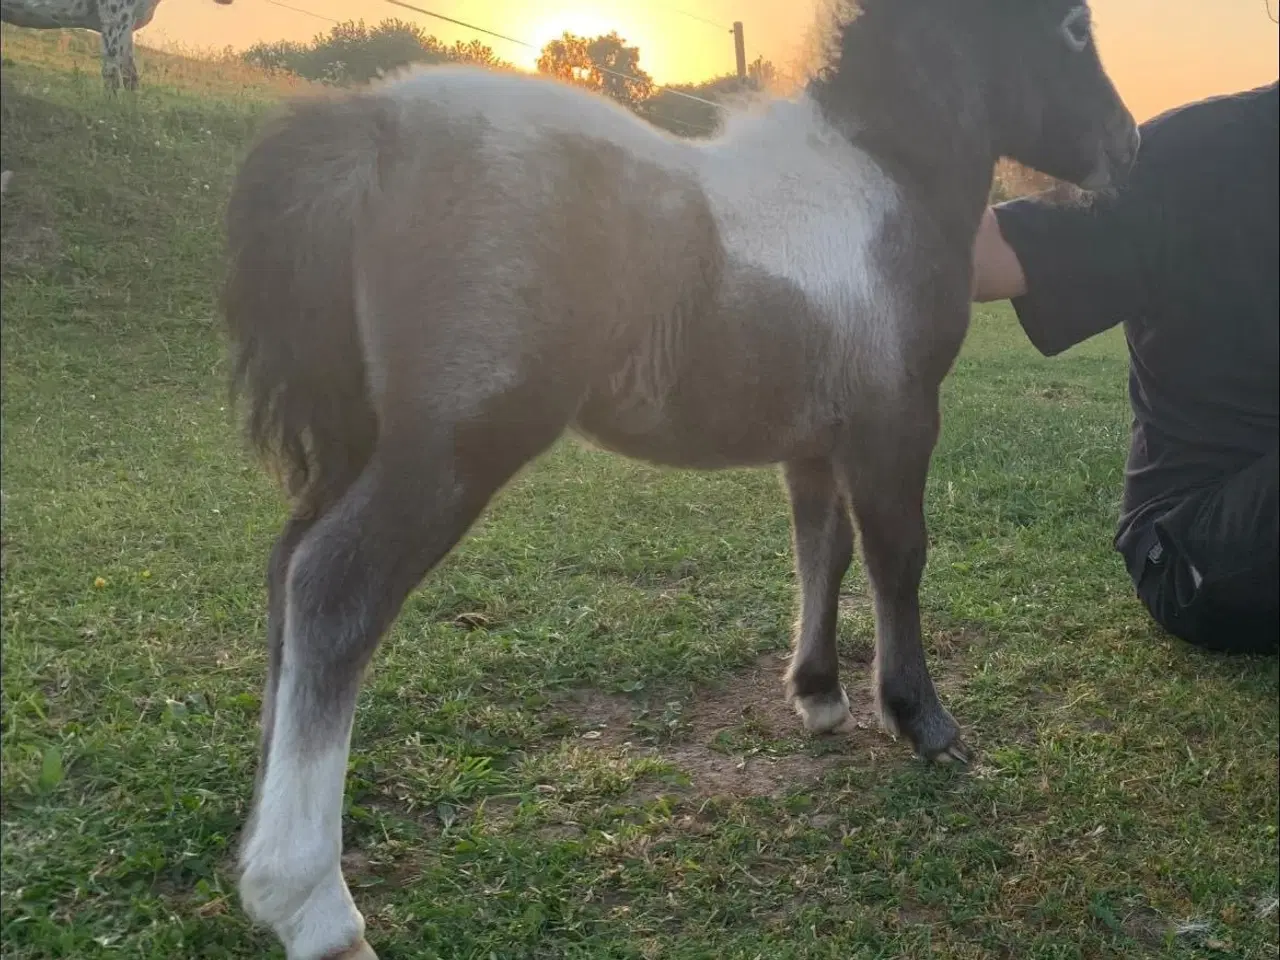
left=793, top=685, right=853, bottom=733
left=239, top=667, right=365, bottom=960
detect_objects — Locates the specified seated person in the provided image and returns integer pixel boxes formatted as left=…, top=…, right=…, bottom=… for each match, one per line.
left=970, top=81, right=1278, bottom=655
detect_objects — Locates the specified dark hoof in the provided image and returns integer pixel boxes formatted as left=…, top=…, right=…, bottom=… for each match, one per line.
left=878, top=688, right=968, bottom=763
left=924, top=737, right=972, bottom=765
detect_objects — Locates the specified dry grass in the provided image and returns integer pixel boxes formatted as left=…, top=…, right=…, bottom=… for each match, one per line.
left=1, top=26, right=310, bottom=102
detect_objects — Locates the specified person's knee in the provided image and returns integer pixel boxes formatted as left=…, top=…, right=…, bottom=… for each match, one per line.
left=1135, top=546, right=1277, bottom=656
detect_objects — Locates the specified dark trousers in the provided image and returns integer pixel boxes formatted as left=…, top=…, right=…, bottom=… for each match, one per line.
left=1134, top=448, right=1278, bottom=655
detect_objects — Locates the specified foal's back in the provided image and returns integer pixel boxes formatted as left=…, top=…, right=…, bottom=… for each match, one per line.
left=371, top=66, right=929, bottom=468
left=354, top=67, right=726, bottom=413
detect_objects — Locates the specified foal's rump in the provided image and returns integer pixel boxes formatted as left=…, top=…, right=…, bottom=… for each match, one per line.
left=223, top=65, right=723, bottom=512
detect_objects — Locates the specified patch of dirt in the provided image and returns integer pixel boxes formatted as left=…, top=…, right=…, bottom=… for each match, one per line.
left=550, top=651, right=941, bottom=799
left=1027, top=382, right=1089, bottom=407
left=474, top=794, right=522, bottom=827
left=535, top=822, right=585, bottom=842
left=894, top=897, right=948, bottom=927
left=660, top=660, right=880, bottom=798
left=556, top=687, right=640, bottom=744
left=341, top=849, right=374, bottom=874
left=547, top=615, right=984, bottom=800
left=928, top=623, right=986, bottom=659
left=1120, top=904, right=1172, bottom=947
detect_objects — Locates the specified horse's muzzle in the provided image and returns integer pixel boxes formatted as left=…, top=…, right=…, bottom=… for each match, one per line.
left=1082, top=113, right=1141, bottom=191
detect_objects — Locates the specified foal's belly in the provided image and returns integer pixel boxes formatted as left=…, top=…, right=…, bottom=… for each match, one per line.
left=571, top=394, right=826, bottom=470
left=571, top=393, right=831, bottom=470
left=571, top=291, right=844, bottom=470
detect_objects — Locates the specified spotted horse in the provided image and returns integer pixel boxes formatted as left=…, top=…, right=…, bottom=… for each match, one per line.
left=1, top=0, right=234, bottom=91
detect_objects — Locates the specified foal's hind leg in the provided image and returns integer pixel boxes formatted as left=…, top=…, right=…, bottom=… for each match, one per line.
left=257, top=473, right=367, bottom=793
left=839, top=399, right=968, bottom=762
left=783, top=459, right=856, bottom=732
left=257, top=512, right=319, bottom=791
left=239, top=411, right=569, bottom=960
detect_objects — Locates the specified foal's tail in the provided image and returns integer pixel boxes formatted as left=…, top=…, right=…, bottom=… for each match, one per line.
left=222, top=92, right=391, bottom=514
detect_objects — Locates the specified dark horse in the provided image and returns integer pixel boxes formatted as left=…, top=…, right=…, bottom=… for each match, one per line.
left=223, top=2, right=1137, bottom=956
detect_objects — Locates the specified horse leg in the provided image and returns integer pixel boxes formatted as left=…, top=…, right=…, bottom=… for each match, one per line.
left=238, top=400, right=571, bottom=960
left=258, top=446, right=369, bottom=794
left=120, top=29, right=139, bottom=92
left=256, top=511, right=322, bottom=793
left=838, top=397, right=968, bottom=762
left=783, top=458, right=856, bottom=732
left=98, top=7, right=129, bottom=92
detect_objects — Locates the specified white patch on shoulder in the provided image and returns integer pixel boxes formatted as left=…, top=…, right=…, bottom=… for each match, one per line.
left=692, top=95, right=904, bottom=380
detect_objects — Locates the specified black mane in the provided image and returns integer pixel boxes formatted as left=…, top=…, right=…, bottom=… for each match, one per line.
left=808, top=0, right=999, bottom=243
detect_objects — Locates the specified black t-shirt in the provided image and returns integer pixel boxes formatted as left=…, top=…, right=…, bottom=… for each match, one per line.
left=994, top=82, right=1279, bottom=579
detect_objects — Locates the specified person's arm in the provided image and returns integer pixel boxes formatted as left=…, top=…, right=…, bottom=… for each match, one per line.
left=971, top=161, right=1166, bottom=357
left=971, top=207, right=1027, bottom=302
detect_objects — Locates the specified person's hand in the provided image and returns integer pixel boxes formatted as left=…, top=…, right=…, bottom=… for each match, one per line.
left=971, top=207, right=1028, bottom=302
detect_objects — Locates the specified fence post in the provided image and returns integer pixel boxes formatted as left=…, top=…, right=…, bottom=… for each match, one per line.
left=732, top=21, right=747, bottom=83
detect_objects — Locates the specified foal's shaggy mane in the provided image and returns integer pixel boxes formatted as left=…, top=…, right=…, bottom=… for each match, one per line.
left=806, top=0, right=1003, bottom=243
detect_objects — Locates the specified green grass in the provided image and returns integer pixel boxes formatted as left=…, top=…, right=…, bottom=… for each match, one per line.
left=2, top=29, right=1277, bottom=960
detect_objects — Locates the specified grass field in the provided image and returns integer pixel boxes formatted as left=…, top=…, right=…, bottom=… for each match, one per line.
left=2, top=28, right=1277, bottom=960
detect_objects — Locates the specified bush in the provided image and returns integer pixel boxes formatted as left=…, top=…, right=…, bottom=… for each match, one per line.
left=242, top=19, right=507, bottom=86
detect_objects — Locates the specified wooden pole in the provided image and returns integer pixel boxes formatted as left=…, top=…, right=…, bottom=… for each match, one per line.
left=732, top=21, right=747, bottom=82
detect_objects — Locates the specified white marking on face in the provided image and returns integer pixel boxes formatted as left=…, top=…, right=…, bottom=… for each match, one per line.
left=1060, top=5, right=1092, bottom=53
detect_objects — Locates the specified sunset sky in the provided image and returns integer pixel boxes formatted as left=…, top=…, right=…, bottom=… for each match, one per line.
left=144, top=0, right=1278, bottom=122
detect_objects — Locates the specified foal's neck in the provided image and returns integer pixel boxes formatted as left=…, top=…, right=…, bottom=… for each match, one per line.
left=808, top=8, right=996, bottom=250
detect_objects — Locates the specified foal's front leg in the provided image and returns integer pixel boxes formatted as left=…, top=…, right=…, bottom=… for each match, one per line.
left=840, top=406, right=968, bottom=762
left=783, top=459, right=856, bottom=732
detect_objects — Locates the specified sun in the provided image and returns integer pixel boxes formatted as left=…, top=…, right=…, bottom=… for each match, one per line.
left=512, top=5, right=656, bottom=74
left=528, top=9, right=621, bottom=48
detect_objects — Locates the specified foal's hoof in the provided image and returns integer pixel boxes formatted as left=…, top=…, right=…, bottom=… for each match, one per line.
left=322, top=940, right=379, bottom=960
left=924, top=737, right=972, bottom=765
left=793, top=686, right=854, bottom=734
left=879, top=695, right=970, bottom=764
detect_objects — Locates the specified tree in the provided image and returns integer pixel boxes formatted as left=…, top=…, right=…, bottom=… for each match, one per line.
left=990, top=159, right=1060, bottom=202
left=446, top=37, right=505, bottom=69
left=536, top=31, right=653, bottom=108
left=242, top=18, right=507, bottom=85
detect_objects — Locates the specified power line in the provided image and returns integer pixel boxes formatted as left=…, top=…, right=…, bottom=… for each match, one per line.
left=649, top=2, right=731, bottom=32
left=383, top=0, right=532, bottom=50
left=382, top=0, right=726, bottom=109
left=264, top=0, right=338, bottom=23
left=256, top=0, right=728, bottom=126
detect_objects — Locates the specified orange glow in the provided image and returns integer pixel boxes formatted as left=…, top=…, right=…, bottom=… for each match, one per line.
left=141, top=0, right=1278, bottom=121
